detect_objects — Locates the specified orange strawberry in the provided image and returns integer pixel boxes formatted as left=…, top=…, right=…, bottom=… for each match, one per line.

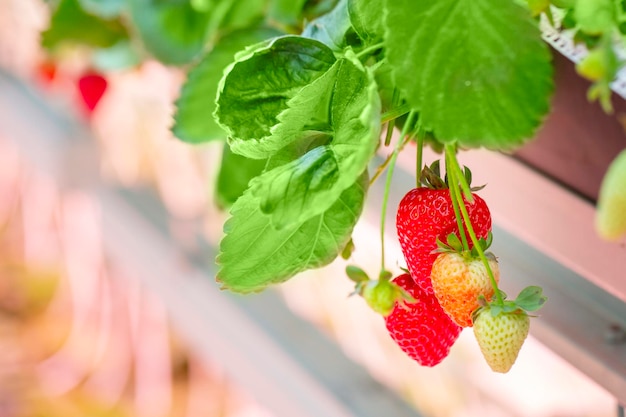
left=430, top=251, right=499, bottom=327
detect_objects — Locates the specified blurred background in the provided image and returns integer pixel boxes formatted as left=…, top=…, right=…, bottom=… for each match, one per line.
left=0, top=0, right=623, bottom=416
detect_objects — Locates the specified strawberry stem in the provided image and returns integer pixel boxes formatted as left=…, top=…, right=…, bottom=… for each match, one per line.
left=445, top=149, right=470, bottom=252
left=447, top=149, right=474, bottom=202
left=445, top=144, right=503, bottom=306
left=415, top=124, right=424, bottom=189
left=384, top=89, right=400, bottom=147
left=355, top=41, right=384, bottom=59
left=380, top=111, right=417, bottom=273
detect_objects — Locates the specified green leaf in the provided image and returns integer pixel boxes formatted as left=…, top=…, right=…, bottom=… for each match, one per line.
left=128, top=0, right=211, bottom=65
left=216, top=174, right=367, bottom=293
left=514, top=285, right=547, bottom=312
left=248, top=53, right=381, bottom=228
left=302, top=0, right=355, bottom=51
left=215, top=144, right=267, bottom=209
left=220, top=0, right=268, bottom=32
left=173, top=27, right=282, bottom=144
left=215, top=36, right=336, bottom=157
left=268, top=0, right=308, bottom=26
left=575, top=0, right=615, bottom=35
left=78, top=0, right=126, bottom=17
left=42, top=0, right=128, bottom=50
left=230, top=59, right=339, bottom=157
left=348, top=0, right=384, bottom=43
left=384, top=0, right=553, bottom=149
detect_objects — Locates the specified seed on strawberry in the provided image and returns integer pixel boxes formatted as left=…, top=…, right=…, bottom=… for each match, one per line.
left=396, top=187, right=491, bottom=294
left=430, top=252, right=500, bottom=327
left=472, top=307, right=530, bottom=373
left=385, top=273, right=461, bottom=367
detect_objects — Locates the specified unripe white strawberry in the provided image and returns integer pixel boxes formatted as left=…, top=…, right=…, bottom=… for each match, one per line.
left=473, top=307, right=530, bottom=373
left=596, top=149, right=626, bottom=240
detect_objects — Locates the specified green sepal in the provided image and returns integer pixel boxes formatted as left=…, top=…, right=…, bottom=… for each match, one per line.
left=378, top=270, right=392, bottom=281
left=474, top=285, right=546, bottom=322
left=469, top=232, right=494, bottom=258
left=420, top=160, right=447, bottom=189
left=433, top=233, right=464, bottom=254
left=346, top=265, right=369, bottom=282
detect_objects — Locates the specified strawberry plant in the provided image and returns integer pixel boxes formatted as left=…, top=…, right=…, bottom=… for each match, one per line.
left=38, top=0, right=626, bottom=373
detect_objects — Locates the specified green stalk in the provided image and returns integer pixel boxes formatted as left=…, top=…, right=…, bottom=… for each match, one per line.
left=446, top=145, right=503, bottom=305
left=380, top=111, right=417, bottom=272
left=384, top=89, right=400, bottom=146
left=446, top=148, right=474, bottom=202
left=355, top=42, right=384, bottom=59
left=381, top=103, right=411, bottom=124
left=445, top=148, right=470, bottom=252
left=415, top=124, right=424, bottom=188
left=384, top=120, right=395, bottom=147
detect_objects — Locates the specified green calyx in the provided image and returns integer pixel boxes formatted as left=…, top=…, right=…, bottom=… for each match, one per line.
left=473, top=286, right=548, bottom=322
left=434, top=231, right=494, bottom=259
left=345, top=265, right=414, bottom=316
left=420, top=160, right=486, bottom=192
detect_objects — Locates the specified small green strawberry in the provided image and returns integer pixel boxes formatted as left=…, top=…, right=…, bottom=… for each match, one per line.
left=362, top=279, right=400, bottom=316
left=472, top=286, right=547, bottom=373
left=596, top=149, right=626, bottom=240
left=346, top=266, right=413, bottom=316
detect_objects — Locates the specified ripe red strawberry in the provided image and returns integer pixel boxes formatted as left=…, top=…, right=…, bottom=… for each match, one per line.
left=430, top=252, right=499, bottom=327
left=396, top=187, right=491, bottom=294
left=473, top=307, right=530, bottom=373
left=78, top=72, right=108, bottom=114
left=384, top=273, right=461, bottom=366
